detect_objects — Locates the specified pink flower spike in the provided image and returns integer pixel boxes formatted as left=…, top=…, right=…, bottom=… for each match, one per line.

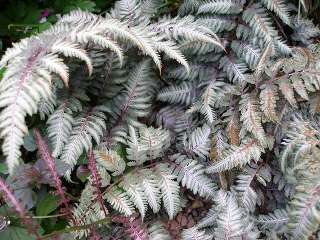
left=33, top=129, right=75, bottom=225
left=0, top=177, right=41, bottom=239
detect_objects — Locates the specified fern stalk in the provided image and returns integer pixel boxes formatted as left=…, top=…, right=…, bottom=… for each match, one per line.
left=87, top=149, right=109, bottom=217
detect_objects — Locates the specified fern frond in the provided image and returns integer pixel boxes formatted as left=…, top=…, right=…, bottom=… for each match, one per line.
left=178, top=0, right=202, bottom=16
left=155, top=16, right=224, bottom=50
left=0, top=74, right=52, bottom=173
left=71, top=182, right=105, bottom=239
left=188, top=81, right=229, bottom=123
left=219, top=55, right=248, bottom=84
left=278, top=79, right=297, bottom=107
left=60, top=106, right=107, bottom=174
left=126, top=125, right=171, bottom=166
left=51, top=40, right=93, bottom=76
left=104, top=188, right=135, bottom=216
left=94, top=146, right=126, bottom=176
left=148, top=221, right=171, bottom=240
left=242, top=4, right=277, bottom=43
left=38, top=89, right=56, bottom=120
left=75, top=33, right=124, bottom=65
left=47, top=97, right=82, bottom=158
left=120, top=174, right=148, bottom=219
left=198, top=0, right=243, bottom=15
left=234, top=169, right=258, bottom=211
left=107, top=60, right=156, bottom=132
left=240, top=94, right=267, bottom=146
left=261, top=0, right=291, bottom=25
left=260, top=83, right=279, bottom=122
left=170, top=154, right=217, bottom=198
left=181, top=226, right=213, bottom=240
left=231, top=41, right=261, bottom=69
left=257, top=209, right=288, bottom=232
left=139, top=169, right=162, bottom=213
left=155, top=163, right=180, bottom=219
left=288, top=183, right=320, bottom=239
left=157, top=82, right=196, bottom=105
left=39, top=54, right=69, bottom=86
left=206, top=139, right=263, bottom=173
left=214, top=191, right=259, bottom=240
left=183, top=124, right=211, bottom=159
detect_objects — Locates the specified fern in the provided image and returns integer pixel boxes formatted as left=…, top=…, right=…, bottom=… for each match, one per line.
left=170, top=154, right=217, bottom=198
left=183, top=124, right=211, bottom=159
left=198, top=0, right=243, bottom=14
left=126, top=125, right=171, bottom=166
left=207, top=139, right=264, bottom=173
left=1, top=0, right=320, bottom=239
left=61, top=106, right=108, bottom=176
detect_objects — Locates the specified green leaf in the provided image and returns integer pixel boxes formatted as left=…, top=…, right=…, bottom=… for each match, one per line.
left=0, top=226, right=36, bottom=240
left=36, top=194, right=59, bottom=216
left=115, top=143, right=127, bottom=160
left=76, top=0, right=96, bottom=11
left=0, top=163, right=8, bottom=174
left=0, top=68, right=5, bottom=81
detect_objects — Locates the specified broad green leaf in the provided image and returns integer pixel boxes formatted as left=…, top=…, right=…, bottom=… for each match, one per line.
left=36, top=194, right=59, bottom=216
left=0, top=163, right=8, bottom=174
left=0, top=226, right=36, bottom=240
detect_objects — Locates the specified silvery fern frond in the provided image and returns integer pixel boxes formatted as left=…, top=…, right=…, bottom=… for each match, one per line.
left=181, top=226, right=213, bottom=240
left=188, top=81, right=232, bottom=123
left=154, top=16, right=224, bottom=50
left=94, top=146, right=126, bottom=176
left=234, top=170, right=258, bottom=212
left=287, top=182, right=320, bottom=240
left=197, top=16, right=237, bottom=33
left=214, top=191, right=260, bottom=240
left=219, top=55, right=249, bottom=84
left=104, top=188, right=135, bottom=216
left=71, top=182, right=105, bottom=239
left=155, top=163, right=180, bottom=219
left=47, top=96, right=83, bottom=158
left=261, top=0, right=291, bottom=25
left=183, top=124, right=211, bottom=159
left=138, top=169, right=162, bottom=213
left=231, top=41, right=261, bottom=69
left=206, top=139, right=263, bottom=173
left=260, top=83, right=279, bottom=122
left=178, top=0, right=203, bottom=16
left=119, top=174, right=148, bottom=219
left=157, top=82, right=196, bottom=105
left=0, top=8, right=200, bottom=173
left=170, top=154, right=217, bottom=198
left=148, top=221, right=171, bottom=240
left=257, top=209, right=288, bottom=232
left=108, top=60, right=156, bottom=128
left=0, top=64, right=53, bottom=173
left=197, top=0, right=243, bottom=15
left=240, top=93, right=267, bottom=147
left=38, top=95, right=57, bottom=122
left=105, top=164, right=179, bottom=219
left=242, top=4, right=277, bottom=43
left=126, top=125, right=171, bottom=166
left=60, top=106, right=108, bottom=175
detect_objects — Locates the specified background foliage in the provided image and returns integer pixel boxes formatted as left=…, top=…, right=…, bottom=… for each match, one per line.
left=0, top=0, right=320, bottom=239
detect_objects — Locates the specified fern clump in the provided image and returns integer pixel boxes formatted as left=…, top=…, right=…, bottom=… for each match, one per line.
left=0, top=0, right=320, bottom=239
